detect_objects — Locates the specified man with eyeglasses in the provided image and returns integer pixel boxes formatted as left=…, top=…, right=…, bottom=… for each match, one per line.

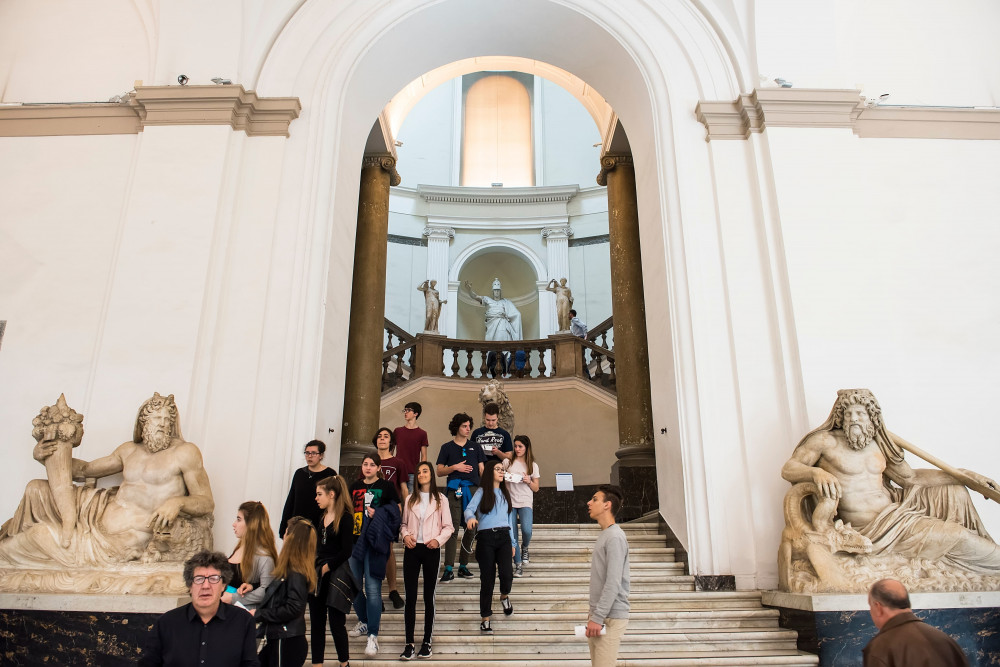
left=279, top=439, right=337, bottom=537
left=394, top=402, right=428, bottom=491
left=141, top=550, right=259, bottom=666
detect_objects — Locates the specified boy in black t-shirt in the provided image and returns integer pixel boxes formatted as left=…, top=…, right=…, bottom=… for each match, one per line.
left=470, top=403, right=513, bottom=463
left=435, top=412, right=484, bottom=581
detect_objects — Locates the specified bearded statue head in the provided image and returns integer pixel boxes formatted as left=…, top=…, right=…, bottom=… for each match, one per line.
left=831, top=389, right=883, bottom=450
left=134, top=392, right=183, bottom=453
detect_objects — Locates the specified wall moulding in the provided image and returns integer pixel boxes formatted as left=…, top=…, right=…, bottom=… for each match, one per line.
left=0, top=85, right=301, bottom=138
left=695, top=88, right=1000, bottom=141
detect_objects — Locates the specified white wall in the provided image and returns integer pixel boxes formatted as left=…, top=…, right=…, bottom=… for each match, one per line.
left=537, top=79, right=604, bottom=186
left=769, top=128, right=1000, bottom=534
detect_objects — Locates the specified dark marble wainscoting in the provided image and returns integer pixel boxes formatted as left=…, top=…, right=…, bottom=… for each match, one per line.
left=772, top=605, right=1000, bottom=667
left=0, top=608, right=158, bottom=666
left=694, top=575, right=736, bottom=591
left=533, top=485, right=600, bottom=523
left=611, top=463, right=658, bottom=521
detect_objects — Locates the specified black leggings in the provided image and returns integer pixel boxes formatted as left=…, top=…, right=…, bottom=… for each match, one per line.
left=259, top=634, right=307, bottom=666
left=403, top=543, right=443, bottom=644
left=475, top=528, right=513, bottom=618
left=309, top=573, right=349, bottom=664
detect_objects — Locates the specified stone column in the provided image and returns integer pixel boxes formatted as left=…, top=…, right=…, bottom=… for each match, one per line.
left=341, top=153, right=400, bottom=465
left=597, top=153, right=656, bottom=474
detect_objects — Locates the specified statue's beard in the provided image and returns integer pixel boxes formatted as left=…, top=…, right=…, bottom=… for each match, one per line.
left=845, top=421, right=875, bottom=451
left=143, top=425, right=173, bottom=453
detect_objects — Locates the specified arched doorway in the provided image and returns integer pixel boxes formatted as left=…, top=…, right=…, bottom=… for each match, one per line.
left=255, top=0, right=754, bottom=579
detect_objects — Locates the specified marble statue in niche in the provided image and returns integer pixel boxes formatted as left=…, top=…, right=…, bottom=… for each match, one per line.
left=464, top=278, right=523, bottom=342
left=0, top=393, right=215, bottom=594
left=779, top=388, right=1000, bottom=593
left=546, top=277, right=574, bottom=333
left=418, top=279, right=447, bottom=334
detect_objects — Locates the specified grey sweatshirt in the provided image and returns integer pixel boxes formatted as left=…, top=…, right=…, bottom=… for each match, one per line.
left=588, top=523, right=630, bottom=624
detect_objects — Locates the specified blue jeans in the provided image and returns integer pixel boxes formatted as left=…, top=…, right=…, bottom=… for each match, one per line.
left=509, top=507, right=533, bottom=564
left=349, top=553, right=384, bottom=636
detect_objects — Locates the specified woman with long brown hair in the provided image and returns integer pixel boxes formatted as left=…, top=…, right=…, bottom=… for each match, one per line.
left=255, top=516, right=318, bottom=666
left=312, top=475, right=354, bottom=667
left=223, top=501, right=279, bottom=610
left=464, top=459, right=515, bottom=633
left=398, top=461, right=454, bottom=660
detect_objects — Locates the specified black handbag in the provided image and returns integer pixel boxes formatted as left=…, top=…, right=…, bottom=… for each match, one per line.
left=326, top=560, right=360, bottom=613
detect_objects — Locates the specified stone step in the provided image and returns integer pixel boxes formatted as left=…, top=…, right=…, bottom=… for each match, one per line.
left=339, top=609, right=781, bottom=630
left=337, top=629, right=803, bottom=655
left=328, top=652, right=819, bottom=666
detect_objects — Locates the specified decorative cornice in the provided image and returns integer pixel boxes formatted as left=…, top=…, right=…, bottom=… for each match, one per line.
left=422, top=226, right=455, bottom=241
left=362, top=152, right=402, bottom=186
left=541, top=225, right=574, bottom=240
left=695, top=88, right=1000, bottom=141
left=0, top=85, right=301, bottom=138
left=417, top=184, right=579, bottom=204
left=596, top=153, right=633, bottom=186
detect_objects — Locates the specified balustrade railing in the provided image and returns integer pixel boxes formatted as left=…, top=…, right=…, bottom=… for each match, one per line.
left=380, top=317, right=615, bottom=394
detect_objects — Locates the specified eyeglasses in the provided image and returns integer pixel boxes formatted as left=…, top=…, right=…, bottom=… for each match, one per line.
left=304, top=451, right=321, bottom=456
left=192, top=575, right=223, bottom=585
left=402, top=408, right=413, bottom=414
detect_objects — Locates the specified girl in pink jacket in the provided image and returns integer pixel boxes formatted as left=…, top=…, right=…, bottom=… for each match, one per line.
left=398, top=461, right=454, bottom=660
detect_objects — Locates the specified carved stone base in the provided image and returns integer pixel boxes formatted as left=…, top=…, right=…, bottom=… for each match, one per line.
left=783, top=549, right=1000, bottom=594
left=610, top=461, right=658, bottom=521
left=0, top=562, right=187, bottom=595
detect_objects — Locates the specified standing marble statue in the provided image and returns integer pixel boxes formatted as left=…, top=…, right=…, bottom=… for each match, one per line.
left=546, top=277, right=574, bottom=333
left=465, top=278, right=523, bottom=341
left=0, top=392, right=215, bottom=569
left=418, top=279, right=447, bottom=334
left=779, top=388, right=1000, bottom=593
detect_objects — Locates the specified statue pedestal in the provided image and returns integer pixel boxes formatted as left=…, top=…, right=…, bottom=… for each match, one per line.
left=610, top=460, right=658, bottom=521
left=0, top=592, right=185, bottom=666
left=762, top=590, right=1000, bottom=666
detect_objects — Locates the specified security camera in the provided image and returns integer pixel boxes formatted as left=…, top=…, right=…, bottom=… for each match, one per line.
left=211, top=77, right=232, bottom=85
left=177, top=74, right=189, bottom=86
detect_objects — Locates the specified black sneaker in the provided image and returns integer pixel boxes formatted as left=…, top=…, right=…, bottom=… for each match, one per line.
left=521, top=546, right=529, bottom=563
left=390, top=589, right=405, bottom=609
left=417, top=642, right=432, bottom=659
left=457, top=566, right=474, bottom=578
left=480, top=619, right=492, bottom=634
left=400, top=644, right=415, bottom=661
left=501, top=596, right=513, bottom=616
left=439, top=569, right=455, bottom=583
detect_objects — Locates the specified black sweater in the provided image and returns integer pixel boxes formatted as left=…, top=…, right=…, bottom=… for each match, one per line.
left=279, top=466, right=336, bottom=538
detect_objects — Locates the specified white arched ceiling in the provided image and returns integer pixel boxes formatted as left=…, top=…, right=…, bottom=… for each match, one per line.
left=383, top=56, right=616, bottom=141
left=254, top=0, right=751, bottom=575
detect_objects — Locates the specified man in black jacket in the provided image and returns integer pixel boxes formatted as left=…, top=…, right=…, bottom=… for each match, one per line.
left=141, top=550, right=259, bottom=667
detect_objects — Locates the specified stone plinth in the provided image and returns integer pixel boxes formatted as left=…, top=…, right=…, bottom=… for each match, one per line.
left=0, top=593, right=184, bottom=666
left=762, top=590, right=1000, bottom=666
left=611, top=461, right=658, bottom=521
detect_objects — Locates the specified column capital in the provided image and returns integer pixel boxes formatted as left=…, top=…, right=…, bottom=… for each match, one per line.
left=362, top=152, right=402, bottom=186
left=541, top=225, right=573, bottom=241
left=422, top=226, right=456, bottom=241
left=596, top=153, right=634, bottom=186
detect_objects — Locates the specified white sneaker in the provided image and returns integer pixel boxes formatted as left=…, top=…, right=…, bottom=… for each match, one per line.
left=349, top=621, right=368, bottom=637
left=365, top=634, right=379, bottom=657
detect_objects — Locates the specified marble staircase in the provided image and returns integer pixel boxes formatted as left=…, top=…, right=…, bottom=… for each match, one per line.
left=327, top=522, right=819, bottom=665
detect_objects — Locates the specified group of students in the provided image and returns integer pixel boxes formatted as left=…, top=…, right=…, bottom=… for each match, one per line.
left=218, top=400, right=540, bottom=666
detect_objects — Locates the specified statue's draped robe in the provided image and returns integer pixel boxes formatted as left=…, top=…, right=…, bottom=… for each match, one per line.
left=480, top=296, right=523, bottom=341
left=0, top=480, right=127, bottom=567
left=793, top=402, right=999, bottom=573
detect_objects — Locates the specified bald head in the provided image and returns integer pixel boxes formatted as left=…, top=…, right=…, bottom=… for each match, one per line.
left=867, top=579, right=911, bottom=630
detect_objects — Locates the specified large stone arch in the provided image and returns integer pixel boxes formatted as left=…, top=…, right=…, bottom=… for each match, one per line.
left=252, top=0, right=766, bottom=578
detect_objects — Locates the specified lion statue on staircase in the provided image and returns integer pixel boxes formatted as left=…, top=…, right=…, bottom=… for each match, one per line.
left=478, top=379, right=515, bottom=432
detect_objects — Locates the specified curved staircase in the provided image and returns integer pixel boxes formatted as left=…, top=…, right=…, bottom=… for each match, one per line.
left=324, top=521, right=819, bottom=665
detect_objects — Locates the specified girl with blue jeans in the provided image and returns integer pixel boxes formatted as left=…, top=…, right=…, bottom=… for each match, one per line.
left=347, top=452, right=400, bottom=658
left=504, top=435, right=540, bottom=576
